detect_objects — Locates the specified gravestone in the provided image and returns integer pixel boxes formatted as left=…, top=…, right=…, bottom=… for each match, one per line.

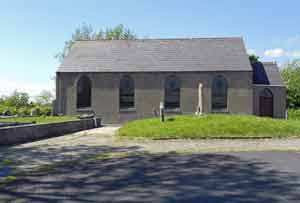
left=30, top=108, right=40, bottom=116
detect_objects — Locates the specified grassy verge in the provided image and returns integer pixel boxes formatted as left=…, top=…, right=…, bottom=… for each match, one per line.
left=0, top=116, right=78, bottom=124
left=118, top=114, right=300, bottom=139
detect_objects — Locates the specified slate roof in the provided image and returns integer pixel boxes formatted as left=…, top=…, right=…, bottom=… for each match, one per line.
left=57, top=38, right=252, bottom=72
left=263, top=62, right=284, bottom=86
left=252, top=62, right=284, bottom=86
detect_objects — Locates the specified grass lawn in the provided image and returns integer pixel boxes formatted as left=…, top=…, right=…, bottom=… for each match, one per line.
left=0, top=116, right=78, bottom=124
left=118, top=114, right=300, bottom=139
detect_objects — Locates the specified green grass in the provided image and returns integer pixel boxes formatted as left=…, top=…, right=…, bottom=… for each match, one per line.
left=288, top=109, right=300, bottom=120
left=0, top=116, right=78, bottom=124
left=118, top=114, right=300, bottom=139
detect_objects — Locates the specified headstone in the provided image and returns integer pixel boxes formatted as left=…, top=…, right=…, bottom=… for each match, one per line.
left=30, top=108, right=40, bottom=116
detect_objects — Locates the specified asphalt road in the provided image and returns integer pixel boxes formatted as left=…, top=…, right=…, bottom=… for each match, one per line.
left=1, top=151, right=300, bottom=203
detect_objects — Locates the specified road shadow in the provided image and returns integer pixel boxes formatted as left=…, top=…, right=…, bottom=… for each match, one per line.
left=0, top=144, right=140, bottom=170
left=1, top=150, right=300, bottom=203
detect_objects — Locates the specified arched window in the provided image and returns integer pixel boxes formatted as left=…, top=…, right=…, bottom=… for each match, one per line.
left=120, top=76, right=135, bottom=109
left=259, top=88, right=273, bottom=117
left=77, top=75, right=92, bottom=109
left=165, top=76, right=180, bottom=109
left=212, top=75, right=228, bottom=111
left=260, top=88, right=273, bottom=98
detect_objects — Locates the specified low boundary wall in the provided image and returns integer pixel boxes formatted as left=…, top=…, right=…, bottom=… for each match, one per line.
left=0, top=118, right=101, bottom=146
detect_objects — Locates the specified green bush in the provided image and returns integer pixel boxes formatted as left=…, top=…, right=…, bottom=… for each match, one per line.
left=0, top=104, right=52, bottom=117
left=0, top=105, right=17, bottom=115
left=0, top=105, right=6, bottom=115
left=288, top=109, right=300, bottom=120
left=17, top=107, right=31, bottom=116
left=40, top=106, right=52, bottom=116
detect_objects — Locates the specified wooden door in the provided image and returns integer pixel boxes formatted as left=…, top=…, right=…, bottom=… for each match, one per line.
left=259, top=89, right=273, bottom=117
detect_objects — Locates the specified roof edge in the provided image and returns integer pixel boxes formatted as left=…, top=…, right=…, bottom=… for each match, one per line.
left=56, top=70, right=253, bottom=73
left=253, top=84, right=285, bottom=87
left=262, top=61, right=277, bottom=65
left=74, top=37, right=243, bottom=42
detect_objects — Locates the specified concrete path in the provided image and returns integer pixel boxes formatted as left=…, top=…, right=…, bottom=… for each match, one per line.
left=1, top=125, right=300, bottom=171
left=0, top=126, right=122, bottom=171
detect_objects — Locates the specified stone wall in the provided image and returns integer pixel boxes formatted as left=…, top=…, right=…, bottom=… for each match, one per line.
left=56, top=71, right=253, bottom=123
left=0, top=118, right=101, bottom=146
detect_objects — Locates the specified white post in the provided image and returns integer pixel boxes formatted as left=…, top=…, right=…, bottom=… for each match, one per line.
left=160, top=102, right=165, bottom=122
left=196, top=83, right=203, bottom=116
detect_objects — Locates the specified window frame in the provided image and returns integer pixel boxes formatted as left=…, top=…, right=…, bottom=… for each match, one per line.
left=164, top=75, right=181, bottom=110
left=76, top=75, right=92, bottom=109
left=119, top=75, right=135, bottom=111
left=211, top=75, right=228, bottom=113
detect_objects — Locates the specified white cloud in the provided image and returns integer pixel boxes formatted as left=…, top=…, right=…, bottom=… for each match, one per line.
left=0, top=79, right=53, bottom=98
left=264, top=48, right=285, bottom=58
left=247, top=49, right=256, bottom=55
left=288, top=36, right=300, bottom=45
left=286, top=51, right=300, bottom=58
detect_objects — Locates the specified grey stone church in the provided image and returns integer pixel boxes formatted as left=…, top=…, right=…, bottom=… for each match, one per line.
left=56, top=38, right=286, bottom=123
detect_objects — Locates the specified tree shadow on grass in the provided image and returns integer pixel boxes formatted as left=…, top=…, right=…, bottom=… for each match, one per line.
left=1, top=149, right=300, bottom=203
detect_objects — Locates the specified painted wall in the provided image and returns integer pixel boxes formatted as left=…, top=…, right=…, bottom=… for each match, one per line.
left=57, top=71, right=253, bottom=123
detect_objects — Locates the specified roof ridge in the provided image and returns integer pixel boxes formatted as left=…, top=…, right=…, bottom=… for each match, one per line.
left=74, top=37, right=243, bottom=42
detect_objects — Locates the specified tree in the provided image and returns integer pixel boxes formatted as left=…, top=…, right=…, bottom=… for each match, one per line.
left=3, top=91, right=30, bottom=108
left=281, top=60, right=300, bottom=108
left=0, top=97, right=4, bottom=105
left=249, top=54, right=260, bottom=64
left=56, top=24, right=137, bottom=62
left=35, top=90, right=54, bottom=106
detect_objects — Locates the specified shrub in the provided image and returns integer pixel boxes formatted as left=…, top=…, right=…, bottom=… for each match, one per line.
left=40, top=106, right=52, bottom=116
left=17, top=107, right=31, bottom=116
left=0, top=105, right=6, bottom=115
left=0, top=106, right=17, bottom=116
left=288, top=109, right=300, bottom=120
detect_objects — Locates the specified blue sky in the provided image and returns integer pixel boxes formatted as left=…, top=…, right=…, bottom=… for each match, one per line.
left=0, top=0, right=299, bottom=97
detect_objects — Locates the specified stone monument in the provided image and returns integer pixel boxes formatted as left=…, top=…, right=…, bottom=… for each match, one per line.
left=196, top=83, right=203, bottom=116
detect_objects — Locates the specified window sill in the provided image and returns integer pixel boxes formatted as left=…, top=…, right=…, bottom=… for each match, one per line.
left=119, top=108, right=136, bottom=113
left=77, top=107, right=93, bottom=112
left=212, top=109, right=229, bottom=113
left=164, top=108, right=181, bottom=113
